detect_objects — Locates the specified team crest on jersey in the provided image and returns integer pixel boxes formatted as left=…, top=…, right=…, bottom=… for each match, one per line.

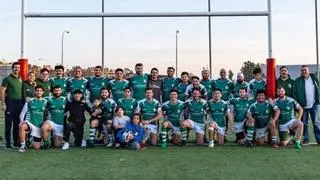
left=225, top=86, right=229, bottom=89
left=286, top=107, right=290, bottom=110
left=81, top=85, right=85, bottom=88
left=221, top=108, right=224, bottom=111
left=266, top=109, right=269, bottom=113
left=246, top=103, right=249, bottom=107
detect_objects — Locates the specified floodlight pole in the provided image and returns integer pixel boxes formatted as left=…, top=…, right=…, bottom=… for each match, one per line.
left=267, top=0, right=273, bottom=58
left=102, top=0, right=105, bottom=70
left=21, top=0, right=26, bottom=58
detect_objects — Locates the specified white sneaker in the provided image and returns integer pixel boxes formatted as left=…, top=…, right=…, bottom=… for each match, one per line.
left=62, top=143, right=70, bottom=150
left=208, top=141, right=214, bottom=148
left=19, top=147, right=27, bottom=153
left=106, top=142, right=113, bottom=148
left=81, top=140, right=87, bottom=147
left=115, top=143, right=120, bottom=148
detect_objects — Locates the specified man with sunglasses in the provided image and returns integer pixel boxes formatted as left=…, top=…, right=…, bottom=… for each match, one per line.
left=276, top=66, right=294, bottom=98
left=294, top=65, right=320, bottom=145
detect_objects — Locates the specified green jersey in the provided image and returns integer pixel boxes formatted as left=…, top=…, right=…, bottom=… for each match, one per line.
left=1, top=73, right=22, bottom=100
left=184, top=98, right=207, bottom=124
left=46, top=96, right=67, bottom=125
left=87, top=76, right=108, bottom=102
left=162, top=100, right=185, bottom=127
left=233, top=81, right=249, bottom=98
left=200, top=79, right=214, bottom=100
left=248, top=101, right=275, bottom=128
left=274, top=97, right=299, bottom=125
left=100, top=98, right=117, bottom=121
left=118, top=97, right=137, bottom=118
left=35, top=78, right=51, bottom=97
left=22, top=80, right=36, bottom=100
left=108, top=79, right=130, bottom=103
left=213, top=78, right=234, bottom=101
left=176, top=82, right=190, bottom=101
left=129, top=73, right=149, bottom=101
left=207, top=100, right=229, bottom=127
left=137, top=98, right=161, bottom=124
left=66, top=77, right=88, bottom=96
left=249, top=79, right=266, bottom=99
left=229, top=98, right=252, bottom=123
left=185, top=84, right=207, bottom=99
left=162, top=77, right=178, bottom=103
left=49, top=77, right=68, bottom=96
left=21, top=98, right=48, bottom=128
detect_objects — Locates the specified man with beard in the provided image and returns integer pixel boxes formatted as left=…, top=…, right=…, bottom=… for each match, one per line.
left=176, top=72, right=190, bottom=101
left=87, top=66, right=109, bottom=104
left=200, top=69, right=214, bottom=100
left=129, top=63, right=149, bottom=101
left=212, top=69, right=234, bottom=101
left=66, top=66, right=88, bottom=101
left=118, top=87, right=137, bottom=118
left=147, top=68, right=162, bottom=102
left=108, top=68, right=129, bottom=103
left=50, top=65, right=68, bottom=96
left=185, top=76, right=207, bottom=99
left=233, top=72, right=249, bottom=98
left=162, top=67, right=178, bottom=103
left=36, top=68, right=51, bottom=97
left=276, top=66, right=295, bottom=98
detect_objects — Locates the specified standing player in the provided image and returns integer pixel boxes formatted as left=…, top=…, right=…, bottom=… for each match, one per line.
left=212, top=69, right=234, bottom=101
left=247, top=90, right=280, bottom=148
left=200, top=69, right=213, bottom=100
left=160, top=89, right=185, bottom=148
left=185, top=76, right=207, bottom=99
left=276, top=66, right=295, bottom=98
left=42, top=85, right=67, bottom=148
left=36, top=68, right=51, bottom=97
left=248, top=67, right=266, bottom=99
left=66, top=66, right=88, bottom=101
left=129, top=63, right=149, bottom=101
left=87, top=66, right=109, bottom=104
left=180, top=88, right=207, bottom=146
left=22, top=72, right=36, bottom=103
left=108, top=68, right=129, bottom=103
left=176, top=72, right=190, bottom=102
left=229, top=87, right=252, bottom=145
left=18, top=85, right=47, bottom=152
left=233, top=72, right=249, bottom=98
left=99, top=87, right=117, bottom=147
left=135, top=88, right=162, bottom=145
left=162, top=67, right=177, bottom=103
left=207, top=89, right=233, bottom=147
left=147, top=68, right=162, bottom=102
left=274, top=87, right=304, bottom=149
left=50, top=65, right=68, bottom=96
left=118, top=87, right=137, bottom=118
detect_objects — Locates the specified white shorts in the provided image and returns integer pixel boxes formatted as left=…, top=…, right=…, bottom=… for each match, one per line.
left=279, top=119, right=296, bottom=132
left=167, top=121, right=181, bottom=135
left=48, top=120, right=64, bottom=137
left=147, top=124, right=158, bottom=134
left=255, top=126, right=268, bottom=139
left=211, top=121, right=226, bottom=136
left=234, top=121, right=246, bottom=133
left=25, top=121, right=41, bottom=138
left=188, top=119, right=205, bottom=135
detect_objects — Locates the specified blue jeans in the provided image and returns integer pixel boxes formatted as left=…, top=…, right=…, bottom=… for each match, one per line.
left=302, top=104, right=320, bottom=142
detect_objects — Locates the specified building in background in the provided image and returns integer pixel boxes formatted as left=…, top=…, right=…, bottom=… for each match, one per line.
left=261, top=64, right=319, bottom=79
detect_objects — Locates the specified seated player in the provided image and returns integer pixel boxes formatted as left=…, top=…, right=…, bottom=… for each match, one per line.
left=117, top=113, right=144, bottom=150
left=19, top=85, right=48, bottom=152
left=113, top=106, right=130, bottom=148
left=229, top=87, right=252, bottom=145
left=135, top=88, right=162, bottom=146
left=180, top=88, right=207, bottom=146
left=42, top=85, right=68, bottom=148
left=160, top=89, right=185, bottom=148
left=207, top=89, right=233, bottom=147
left=247, top=90, right=280, bottom=148
left=87, top=97, right=103, bottom=147
left=274, top=87, right=304, bottom=149
left=62, top=89, right=92, bottom=150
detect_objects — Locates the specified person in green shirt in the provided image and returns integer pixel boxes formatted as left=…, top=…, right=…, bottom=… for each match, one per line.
left=200, top=69, right=214, bottom=100
left=108, top=68, right=129, bottom=103
left=22, top=72, right=36, bottom=103
left=207, top=88, right=233, bottom=147
left=87, top=66, right=109, bottom=103
left=118, top=87, right=137, bottom=118
left=129, top=63, right=149, bottom=101
left=66, top=66, right=88, bottom=101
left=176, top=71, right=190, bottom=102
left=247, top=90, right=280, bottom=148
left=276, top=66, right=295, bottom=98
left=274, top=87, right=303, bottom=149
left=1, top=62, right=23, bottom=148
left=248, top=67, right=266, bottom=99
left=18, top=85, right=47, bottom=152
left=49, top=65, right=68, bottom=96
left=160, top=89, right=185, bottom=148
left=135, top=88, right=162, bottom=146
left=181, top=87, right=207, bottom=146
left=35, top=68, right=51, bottom=97
left=162, top=67, right=178, bottom=103
left=233, top=72, right=249, bottom=98
left=42, top=85, right=68, bottom=148
left=212, top=69, right=234, bottom=101
left=229, top=87, right=252, bottom=145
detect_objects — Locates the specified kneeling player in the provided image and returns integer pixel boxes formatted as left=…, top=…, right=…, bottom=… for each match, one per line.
left=87, top=97, right=103, bottom=147
left=229, top=87, right=252, bottom=145
left=160, top=89, right=185, bottom=148
left=180, top=88, right=207, bottom=146
left=19, top=85, right=48, bottom=152
left=42, top=85, right=67, bottom=148
left=207, top=89, right=233, bottom=147
left=247, top=90, right=280, bottom=148
left=274, top=87, right=303, bottom=149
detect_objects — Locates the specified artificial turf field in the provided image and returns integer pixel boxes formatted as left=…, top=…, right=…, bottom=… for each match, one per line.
left=0, top=116, right=320, bottom=180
